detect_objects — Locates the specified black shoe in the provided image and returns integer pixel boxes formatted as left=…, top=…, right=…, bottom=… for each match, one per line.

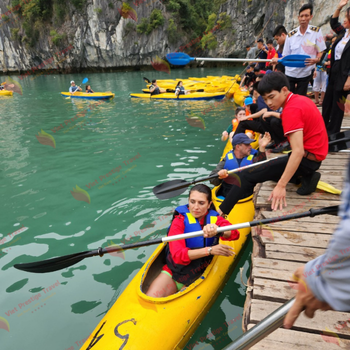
left=296, top=172, right=321, bottom=195
left=265, top=141, right=276, bottom=149
left=271, top=141, right=290, bottom=153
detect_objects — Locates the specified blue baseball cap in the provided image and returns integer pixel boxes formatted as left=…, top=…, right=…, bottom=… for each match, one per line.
left=232, top=133, right=254, bottom=147
left=244, top=96, right=253, bottom=106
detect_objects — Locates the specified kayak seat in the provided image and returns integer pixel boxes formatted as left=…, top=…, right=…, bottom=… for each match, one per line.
left=217, top=196, right=225, bottom=200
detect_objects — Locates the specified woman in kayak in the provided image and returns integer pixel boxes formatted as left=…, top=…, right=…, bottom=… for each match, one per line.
left=86, top=85, right=94, bottom=93
left=146, top=184, right=239, bottom=298
left=175, top=81, right=189, bottom=96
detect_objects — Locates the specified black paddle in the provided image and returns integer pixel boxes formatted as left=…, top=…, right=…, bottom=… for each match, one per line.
left=143, top=76, right=151, bottom=84
left=153, top=133, right=350, bottom=200
left=142, top=88, right=205, bottom=94
left=13, top=206, right=338, bottom=273
left=153, top=158, right=276, bottom=200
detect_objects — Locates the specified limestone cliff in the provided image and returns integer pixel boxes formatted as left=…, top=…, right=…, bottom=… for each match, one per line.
left=0, top=0, right=342, bottom=74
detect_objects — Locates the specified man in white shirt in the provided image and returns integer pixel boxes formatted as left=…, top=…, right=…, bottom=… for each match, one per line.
left=282, top=4, right=326, bottom=95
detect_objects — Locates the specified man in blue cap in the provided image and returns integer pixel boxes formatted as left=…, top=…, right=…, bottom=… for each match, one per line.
left=210, top=132, right=271, bottom=197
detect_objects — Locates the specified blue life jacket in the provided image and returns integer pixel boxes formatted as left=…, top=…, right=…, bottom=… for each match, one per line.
left=223, top=149, right=257, bottom=184
left=175, top=205, right=219, bottom=248
left=165, top=205, right=221, bottom=285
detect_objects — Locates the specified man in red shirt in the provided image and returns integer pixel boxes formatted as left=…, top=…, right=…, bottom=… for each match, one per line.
left=265, top=39, right=277, bottom=68
left=219, top=72, right=328, bottom=214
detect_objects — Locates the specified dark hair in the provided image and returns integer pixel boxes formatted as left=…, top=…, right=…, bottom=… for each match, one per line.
left=257, top=38, right=264, bottom=43
left=250, top=103, right=258, bottom=114
left=299, top=3, right=313, bottom=15
left=85, top=85, right=90, bottom=90
left=152, top=79, right=156, bottom=84
left=252, top=82, right=260, bottom=93
left=254, top=66, right=260, bottom=72
left=347, top=7, right=350, bottom=21
left=235, top=107, right=245, bottom=115
left=257, top=72, right=290, bottom=95
left=267, top=39, right=274, bottom=45
left=175, top=81, right=182, bottom=88
left=273, top=25, right=287, bottom=37
left=256, top=74, right=265, bottom=79
left=246, top=44, right=251, bottom=48
left=189, top=185, right=215, bottom=210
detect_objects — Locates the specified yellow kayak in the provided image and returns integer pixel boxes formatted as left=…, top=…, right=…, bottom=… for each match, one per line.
left=61, top=92, right=115, bottom=99
left=80, top=193, right=253, bottom=350
left=0, top=90, right=13, bottom=96
left=130, top=92, right=226, bottom=100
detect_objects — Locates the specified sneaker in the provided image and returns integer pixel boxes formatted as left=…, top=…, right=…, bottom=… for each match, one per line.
left=271, top=141, right=290, bottom=153
left=296, top=172, right=321, bottom=195
left=265, top=141, right=276, bottom=149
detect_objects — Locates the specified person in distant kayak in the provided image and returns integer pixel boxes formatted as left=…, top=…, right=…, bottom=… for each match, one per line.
left=86, top=85, right=94, bottom=93
left=210, top=132, right=271, bottom=198
left=221, top=107, right=255, bottom=143
left=146, top=184, right=239, bottom=297
left=69, top=81, right=82, bottom=93
left=149, top=80, right=166, bottom=96
left=175, top=81, right=189, bottom=96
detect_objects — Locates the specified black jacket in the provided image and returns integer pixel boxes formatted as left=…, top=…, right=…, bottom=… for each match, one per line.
left=330, top=16, right=350, bottom=91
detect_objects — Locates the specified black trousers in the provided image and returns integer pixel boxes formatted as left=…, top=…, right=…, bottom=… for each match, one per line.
left=260, top=116, right=286, bottom=145
left=234, top=117, right=285, bottom=145
left=286, top=74, right=312, bottom=96
left=322, top=61, right=348, bottom=135
left=219, top=154, right=321, bottom=214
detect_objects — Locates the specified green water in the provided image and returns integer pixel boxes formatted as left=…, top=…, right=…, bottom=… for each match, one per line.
left=0, top=67, right=252, bottom=350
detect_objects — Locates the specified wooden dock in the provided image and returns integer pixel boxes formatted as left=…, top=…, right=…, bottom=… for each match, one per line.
left=242, top=116, right=350, bottom=349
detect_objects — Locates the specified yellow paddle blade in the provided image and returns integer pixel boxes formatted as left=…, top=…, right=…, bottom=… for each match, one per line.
left=317, top=180, right=342, bottom=195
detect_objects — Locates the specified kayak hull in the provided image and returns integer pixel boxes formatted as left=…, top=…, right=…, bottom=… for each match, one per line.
left=0, top=90, right=13, bottom=96
left=61, top=92, right=115, bottom=99
left=130, top=92, right=226, bottom=100
left=80, top=197, right=254, bottom=350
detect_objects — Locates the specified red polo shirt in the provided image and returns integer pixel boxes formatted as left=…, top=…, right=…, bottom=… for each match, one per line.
left=281, top=93, right=328, bottom=161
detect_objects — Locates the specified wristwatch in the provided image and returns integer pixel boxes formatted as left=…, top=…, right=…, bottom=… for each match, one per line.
left=208, top=247, right=213, bottom=255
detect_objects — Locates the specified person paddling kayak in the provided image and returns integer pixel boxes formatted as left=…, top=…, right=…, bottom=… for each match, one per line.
left=69, top=81, right=82, bottom=93
left=146, top=184, right=239, bottom=298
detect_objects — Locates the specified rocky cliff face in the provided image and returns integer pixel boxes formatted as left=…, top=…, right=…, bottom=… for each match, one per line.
left=0, top=0, right=342, bottom=74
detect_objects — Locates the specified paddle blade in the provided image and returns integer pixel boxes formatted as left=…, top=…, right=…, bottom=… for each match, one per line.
left=166, top=52, right=194, bottom=66
left=317, top=181, right=342, bottom=195
left=279, top=54, right=310, bottom=67
left=14, top=251, right=92, bottom=273
left=143, top=77, right=151, bottom=83
left=82, top=78, right=88, bottom=84
left=153, top=179, right=190, bottom=199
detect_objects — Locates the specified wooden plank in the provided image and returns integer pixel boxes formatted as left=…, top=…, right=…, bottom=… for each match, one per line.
left=259, top=221, right=337, bottom=234
left=265, top=244, right=326, bottom=260
left=265, top=251, right=322, bottom=263
left=247, top=326, right=350, bottom=350
left=256, top=196, right=341, bottom=209
left=261, top=211, right=340, bottom=224
left=259, top=230, right=331, bottom=248
left=253, top=266, right=299, bottom=282
left=250, top=299, right=350, bottom=338
left=253, top=257, right=303, bottom=271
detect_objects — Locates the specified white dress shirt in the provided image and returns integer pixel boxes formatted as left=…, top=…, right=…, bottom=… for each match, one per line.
left=283, top=25, right=326, bottom=78
left=335, top=29, right=350, bottom=61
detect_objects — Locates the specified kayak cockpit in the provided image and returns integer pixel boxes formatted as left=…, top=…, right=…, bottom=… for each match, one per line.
left=139, top=243, right=218, bottom=302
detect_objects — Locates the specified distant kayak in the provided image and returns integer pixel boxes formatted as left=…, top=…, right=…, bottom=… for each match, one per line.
left=61, top=92, right=115, bottom=99
left=0, top=90, right=13, bottom=96
left=130, top=92, right=225, bottom=100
